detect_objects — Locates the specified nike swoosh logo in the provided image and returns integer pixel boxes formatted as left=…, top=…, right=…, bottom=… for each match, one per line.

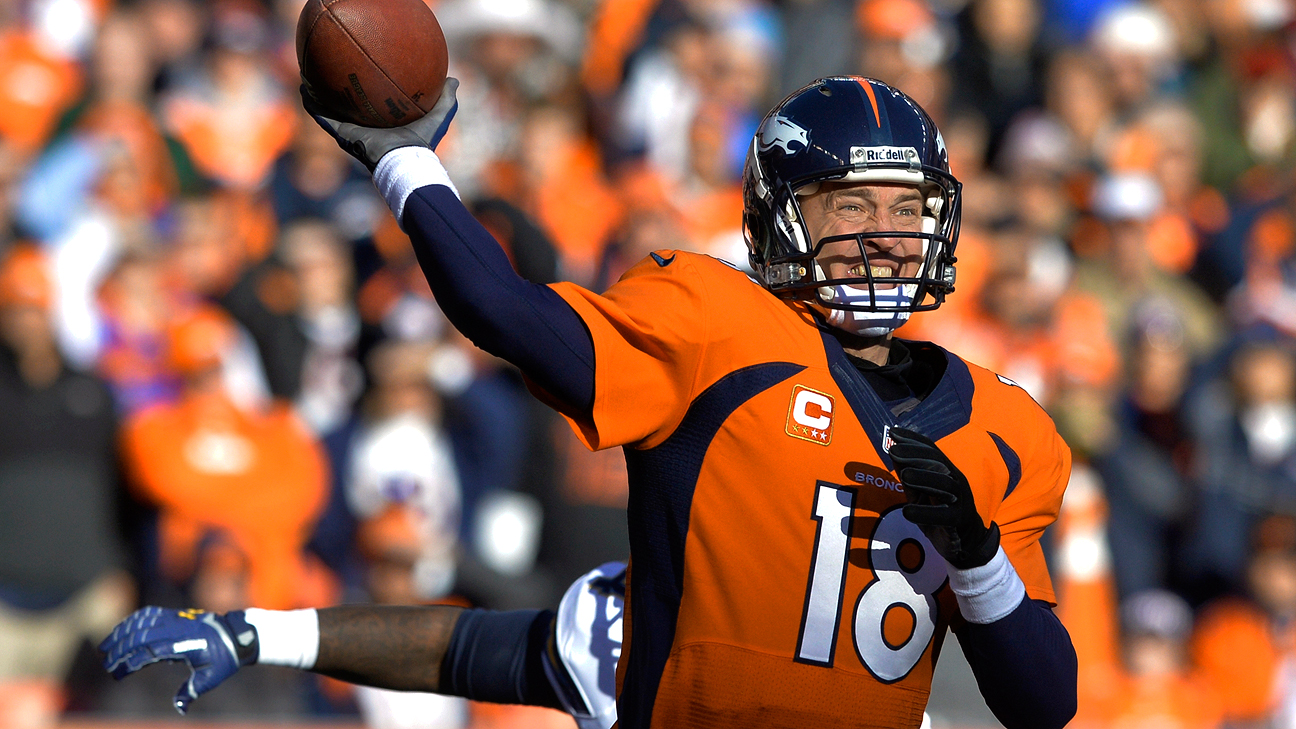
left=650, top=252, right=676, bottom=267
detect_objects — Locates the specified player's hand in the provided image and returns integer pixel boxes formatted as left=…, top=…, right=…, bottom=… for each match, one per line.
left=99, top=607, right=259, bottom=715
left=302, top=77, right=459, bottom=171
left=888, top=427, right=1000, bottom=570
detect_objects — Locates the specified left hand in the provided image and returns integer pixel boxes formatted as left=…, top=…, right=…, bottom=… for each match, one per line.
left=301, top=77, right=459, bottom=171
left=99, top=607, right=259, bottom=715
left=888, top=427, right=1000, bottom=570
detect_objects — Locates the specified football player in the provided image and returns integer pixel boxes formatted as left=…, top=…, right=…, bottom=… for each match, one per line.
left=106, top=76, right=1078, bottom=728
left=291, top=75, right=1078, bottom=728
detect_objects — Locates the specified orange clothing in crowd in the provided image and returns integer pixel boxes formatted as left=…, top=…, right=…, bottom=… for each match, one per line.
left=77, top=100, right=179, bottom=215
left=581, top=0, right=660, bottom=94
left=1192, top=599, right=1288, bottom=723
left=0, top=30, right=82, bottom=154
left=530, top=136, right=623, bottom=280
left=122, top=390, right=329, bottom=609
left=163, top=90, right=297, bottom=190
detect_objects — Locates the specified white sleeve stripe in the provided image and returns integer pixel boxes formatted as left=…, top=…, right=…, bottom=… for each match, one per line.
left=372, top=146, right=460, bottom=229
left=946, top=547, right=1027, bottom=624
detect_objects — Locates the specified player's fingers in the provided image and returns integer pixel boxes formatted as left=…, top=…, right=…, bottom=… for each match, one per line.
left=407, top=77, right=459, bottom=149
left=898, top=467, right=955, bottom=492
left=431, top=77, right=459, bottom=117
left=106, top=640, right=182, bottom=680
left=888, top=451, right=949, bottom=476
left=173, top=677, right=197, bottom=715
left=188, top=663, right=228, bottom=697
left=902, top=502, right=958, bottom=527
left=299, top=86, right=349, bottom=139
left=899, top=479, right=956, bottom=508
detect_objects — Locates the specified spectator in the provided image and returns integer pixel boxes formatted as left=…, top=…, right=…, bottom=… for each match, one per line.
left=950, top=0, right=1049, bottom=161
left=160, top=0, right=296, bottom=190
left=0, top=1, right=83, bottom=156
left=348, top=340, right=462, bottom=602
left=96, top=250, right=180, bottom=413
left=269, top=108, right=387, bottom=243
left=1094, top=303, right=1199, bottom=600
left=120, top=305, right=329, bottom=609
left=1193, top=514, right=1296, bottom=725
left=221, top=218, right=372, bottom=431
left=1184, top=336, right=1296, bottom=599
left=0, top=245, right=131, bottom=725
left=1089, top=4, right=1182, bottom=118
left=350, top=506, right=470, bottom=729
left=855, top=0, right=951, bottom=121
left=1074, top=172, right=1222, bottom=360
left=1105, top=589, right=1223, bottom=729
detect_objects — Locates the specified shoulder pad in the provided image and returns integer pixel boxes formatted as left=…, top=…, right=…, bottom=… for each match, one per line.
left=546, top=561, right=625, bottom=729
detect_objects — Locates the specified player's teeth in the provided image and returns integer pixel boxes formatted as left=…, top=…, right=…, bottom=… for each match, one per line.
left=850, top=265, right=891, bottom=277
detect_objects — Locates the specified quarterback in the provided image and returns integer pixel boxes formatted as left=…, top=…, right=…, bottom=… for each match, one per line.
left=103, top=77, right=1077, bottom=728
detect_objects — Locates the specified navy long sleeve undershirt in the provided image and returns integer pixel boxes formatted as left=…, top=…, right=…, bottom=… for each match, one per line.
left=402, top=184, right=596, bottom=415
left=398, top=182, right=1076, bottom=725
left=957, top=597, right=1078, bottom=729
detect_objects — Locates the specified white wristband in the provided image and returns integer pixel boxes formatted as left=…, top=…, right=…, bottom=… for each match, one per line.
left=372, top=146, right=460, bottom=228
left=243, top=608, right=320, bottom=669
left=947, top=547, right=1027, bottom=624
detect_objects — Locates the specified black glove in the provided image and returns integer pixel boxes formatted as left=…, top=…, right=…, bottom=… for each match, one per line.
left=888, top=427, right=1000, bottom=570
left=301, top=77, right=459, bottom=171
left=100, top=607, right=259, bottom=715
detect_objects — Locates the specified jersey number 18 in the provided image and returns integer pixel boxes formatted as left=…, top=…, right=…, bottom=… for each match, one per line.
left=794, top=482, right=945, bottom=682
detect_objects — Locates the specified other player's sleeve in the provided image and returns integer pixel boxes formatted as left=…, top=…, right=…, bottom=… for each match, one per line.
left=545, top=253, right=711, bottom=450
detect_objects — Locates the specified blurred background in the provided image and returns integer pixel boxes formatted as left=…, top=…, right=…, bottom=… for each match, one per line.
left=0, top=0, right=1294, bottom=726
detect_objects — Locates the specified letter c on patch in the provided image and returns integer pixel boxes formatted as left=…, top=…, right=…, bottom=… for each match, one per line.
left=793, top=389, right=833, bottom=429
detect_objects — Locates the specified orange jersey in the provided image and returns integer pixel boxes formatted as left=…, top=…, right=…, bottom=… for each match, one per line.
left=547, top=251, right=1071, bottom=728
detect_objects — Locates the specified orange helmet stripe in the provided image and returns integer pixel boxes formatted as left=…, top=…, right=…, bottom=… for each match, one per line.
left=852, top=77, right=882, bottom=129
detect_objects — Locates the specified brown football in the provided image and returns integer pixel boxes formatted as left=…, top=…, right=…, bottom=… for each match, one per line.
left=297, top=0, right=448, bottom=128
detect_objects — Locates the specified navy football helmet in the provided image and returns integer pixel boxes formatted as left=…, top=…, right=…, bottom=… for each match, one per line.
left=742, top=77, right=961, bottom=321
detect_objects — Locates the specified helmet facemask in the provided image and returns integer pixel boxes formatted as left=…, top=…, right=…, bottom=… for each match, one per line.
left=748, top=159, right=961, bottom=336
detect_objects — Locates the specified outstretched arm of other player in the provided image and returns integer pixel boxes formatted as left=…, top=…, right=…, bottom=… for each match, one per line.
left=101, top=605, right=564, bottom=714
left=304, top=81, right=595, bottom=416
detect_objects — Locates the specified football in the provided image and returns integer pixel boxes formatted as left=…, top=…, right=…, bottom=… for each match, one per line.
left=297, top=0, right=448, bottom=128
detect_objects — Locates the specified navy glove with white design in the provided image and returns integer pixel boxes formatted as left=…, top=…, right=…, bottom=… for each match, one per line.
left=888, top=427, right=1000, bottom=570
left=302, top=77, right=459, bottom=171
left=99, top=607, right=259, bottom=715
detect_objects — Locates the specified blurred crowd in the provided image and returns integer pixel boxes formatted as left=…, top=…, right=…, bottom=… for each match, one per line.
left=0, top=0, right=1294, bottom=725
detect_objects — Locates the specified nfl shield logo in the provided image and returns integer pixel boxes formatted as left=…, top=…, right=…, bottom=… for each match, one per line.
left=881, top=425, right=896, bottom=453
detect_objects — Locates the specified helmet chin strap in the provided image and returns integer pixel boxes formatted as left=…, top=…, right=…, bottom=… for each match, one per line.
left=816, top=281, right=918, bottom=337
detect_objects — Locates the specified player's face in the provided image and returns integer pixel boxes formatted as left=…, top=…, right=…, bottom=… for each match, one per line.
left=800, top=181, right=926, bottom=287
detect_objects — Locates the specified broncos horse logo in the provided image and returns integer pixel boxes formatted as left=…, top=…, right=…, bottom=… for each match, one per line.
left=758, top=115, right=809, bottom=154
